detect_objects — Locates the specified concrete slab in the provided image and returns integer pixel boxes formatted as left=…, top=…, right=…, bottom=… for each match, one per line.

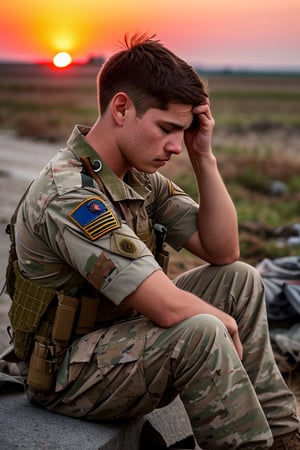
left=0, top=392, right=144, bottom=450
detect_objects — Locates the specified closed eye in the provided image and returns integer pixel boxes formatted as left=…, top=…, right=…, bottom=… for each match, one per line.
left=159, top=125, right=172, bottom=134
left=158, top=119, right=186, bottom=133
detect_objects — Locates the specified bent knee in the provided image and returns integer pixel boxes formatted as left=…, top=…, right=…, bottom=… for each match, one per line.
left=230, top=260, right=262, bottom=280
left=222, top=261, right=264, bottom=294
left=180, top=313, right=227, bottom=336
left=171, top=314, right=238, bottom=366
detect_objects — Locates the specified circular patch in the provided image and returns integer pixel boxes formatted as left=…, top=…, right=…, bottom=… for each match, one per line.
left=119, top=238, right=137, bottom=255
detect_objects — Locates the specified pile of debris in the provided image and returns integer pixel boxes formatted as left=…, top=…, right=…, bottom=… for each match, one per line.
left=256, top=255, right=300, bottom=373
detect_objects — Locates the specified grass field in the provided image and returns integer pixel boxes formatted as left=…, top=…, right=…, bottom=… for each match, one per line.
left=1, top=63, right=300, bottom=271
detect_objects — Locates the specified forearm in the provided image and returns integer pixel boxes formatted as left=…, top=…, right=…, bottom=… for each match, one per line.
left=191, top=151, right=239, bottom=262
left=124, top=270, right=243, bottom=360
left=184, top=101, right=239, bottom=263
left=124, top=269, right=242, bottom=358
left=124, top=270, right=234, bottom=328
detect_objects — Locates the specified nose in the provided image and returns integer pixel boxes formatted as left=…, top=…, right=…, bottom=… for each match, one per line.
left=165, top=132, right=183, bottom=155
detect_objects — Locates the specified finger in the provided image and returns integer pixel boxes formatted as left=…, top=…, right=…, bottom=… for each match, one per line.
left=192, top=104, right=209, bottom=115
left=232, top=333, right=243, bottom=360
left=193, top=104, right=213, bottom=120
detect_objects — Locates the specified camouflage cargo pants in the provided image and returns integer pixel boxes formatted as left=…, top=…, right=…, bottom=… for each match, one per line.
left=27, top=262, right=300, bottom=449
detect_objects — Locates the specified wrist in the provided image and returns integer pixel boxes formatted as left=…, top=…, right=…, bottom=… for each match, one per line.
left=192, top=152, right=217, bottom=171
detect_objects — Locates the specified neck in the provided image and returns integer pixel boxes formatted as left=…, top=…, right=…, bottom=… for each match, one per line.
left=86, top=119, right=129, bottom=179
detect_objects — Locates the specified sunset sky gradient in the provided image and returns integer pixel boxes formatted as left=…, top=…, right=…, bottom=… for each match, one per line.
left=1, top=0, right=299, bottom=70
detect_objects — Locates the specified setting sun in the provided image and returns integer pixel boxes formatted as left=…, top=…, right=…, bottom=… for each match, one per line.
left=53, top=51, right=72, bottom=68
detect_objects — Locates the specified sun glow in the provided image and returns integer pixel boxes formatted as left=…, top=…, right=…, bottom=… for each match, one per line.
left=1, top=0, right=299, bottom=70
left=53, top=51, right=72, bottom=68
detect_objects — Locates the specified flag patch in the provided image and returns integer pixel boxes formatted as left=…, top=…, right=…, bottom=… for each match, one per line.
left=69, top=197, right=120, bottom=240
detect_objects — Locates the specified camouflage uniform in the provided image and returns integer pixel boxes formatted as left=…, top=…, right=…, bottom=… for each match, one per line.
left=13, top=126, right=299, bottom=449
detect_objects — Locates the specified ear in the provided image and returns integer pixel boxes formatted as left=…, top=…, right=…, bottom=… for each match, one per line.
left=111, top=92, right=131, bottom=126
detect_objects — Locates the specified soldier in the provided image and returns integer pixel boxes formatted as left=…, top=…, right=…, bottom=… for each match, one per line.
left=6, top=33, right=300, bottom=449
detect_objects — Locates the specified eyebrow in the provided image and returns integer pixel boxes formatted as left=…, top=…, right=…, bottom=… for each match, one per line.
left=159, top=120, right=186, bottom=131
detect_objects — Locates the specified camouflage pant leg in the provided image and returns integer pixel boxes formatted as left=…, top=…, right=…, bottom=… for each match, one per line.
left=26, top=261, right=299, bottom=449
left=160, top=314, right=272, bottom=449
left=28, top=315, right=272, bottom=449
left=173, top=261, right=300, bottom=438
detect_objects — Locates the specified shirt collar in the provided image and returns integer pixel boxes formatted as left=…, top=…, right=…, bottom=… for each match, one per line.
left=67, top=125, right=150, bottom=202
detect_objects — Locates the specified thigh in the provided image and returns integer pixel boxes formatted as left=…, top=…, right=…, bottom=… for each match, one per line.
left=173, top=261, right=263, bottom=319
left=29, top=313, right=237, bottom=422
left=30, top=317, right=177, bottom=420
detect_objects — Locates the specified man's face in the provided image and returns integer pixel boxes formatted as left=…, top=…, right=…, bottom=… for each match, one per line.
left=119, top=103, right=194, bottom=174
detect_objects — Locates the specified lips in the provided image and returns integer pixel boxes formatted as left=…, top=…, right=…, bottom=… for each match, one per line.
left=155, top=160, right=168, bottom=168
left=156, top=157, right=170, bottom=163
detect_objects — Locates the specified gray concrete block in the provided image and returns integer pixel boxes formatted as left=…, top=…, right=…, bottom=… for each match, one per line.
left=0, top=392, right=145, bottom=450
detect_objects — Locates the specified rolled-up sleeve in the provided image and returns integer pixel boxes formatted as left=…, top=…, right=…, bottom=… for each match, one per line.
left=61, top=221, right=161, bottom=305
left=152, top=174, right=199, bottom=250
left=99, top=249, right=160, bottom=305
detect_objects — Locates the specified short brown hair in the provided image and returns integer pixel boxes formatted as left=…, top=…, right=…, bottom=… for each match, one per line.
left=97, top=33, right=208, bottom=116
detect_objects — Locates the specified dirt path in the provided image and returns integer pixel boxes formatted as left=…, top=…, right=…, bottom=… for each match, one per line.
left=0, top=131, right=58, bottom=355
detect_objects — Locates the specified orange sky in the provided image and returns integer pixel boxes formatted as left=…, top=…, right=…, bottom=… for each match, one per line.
left=1, top=0, right=299, bottom=69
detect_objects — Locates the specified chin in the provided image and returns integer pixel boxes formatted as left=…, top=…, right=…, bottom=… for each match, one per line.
left=144, top=167, right=158, bottom=174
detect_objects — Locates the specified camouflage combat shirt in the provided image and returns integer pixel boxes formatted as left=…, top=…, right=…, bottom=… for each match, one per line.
left=15, top=125, right=199, bottom=304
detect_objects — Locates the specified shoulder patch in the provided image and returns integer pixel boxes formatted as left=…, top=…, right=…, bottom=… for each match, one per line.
left=168, top=179, right=184, bottom=196
left=69, top=196, right=120, bottom=240
left=110, top=232, right=143, bottom=259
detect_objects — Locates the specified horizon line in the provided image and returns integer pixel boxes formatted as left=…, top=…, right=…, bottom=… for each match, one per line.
left=0, top=58, right=300, bottom=75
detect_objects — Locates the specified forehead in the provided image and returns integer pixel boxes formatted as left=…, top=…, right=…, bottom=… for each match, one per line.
left=146, top=103, right=194, bottom=127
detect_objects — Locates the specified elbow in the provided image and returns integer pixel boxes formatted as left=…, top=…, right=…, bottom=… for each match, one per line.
left=154, top=315, right=176, bottom=329
left=154, top=310, right=184, bottom=329
left=231, top=245, right=240, bottom=262
left=207, top=247, right=240, bottom=266
left=224, top=247, right=240, bottom=264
